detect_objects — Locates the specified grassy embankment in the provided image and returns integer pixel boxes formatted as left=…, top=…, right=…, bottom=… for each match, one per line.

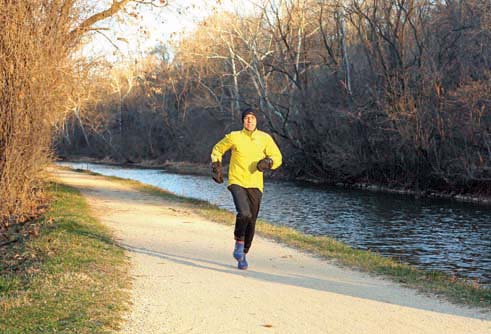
left=71, top=168, right=491, bottom=309
left=0, top=183, right=130, bottom=334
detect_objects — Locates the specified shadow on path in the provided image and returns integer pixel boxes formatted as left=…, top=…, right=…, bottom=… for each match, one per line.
left=120, top=242, right=489, bottom=320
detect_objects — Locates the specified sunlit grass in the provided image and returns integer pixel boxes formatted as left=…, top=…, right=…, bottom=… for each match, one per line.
left=0, top=183, right=130, bottom=334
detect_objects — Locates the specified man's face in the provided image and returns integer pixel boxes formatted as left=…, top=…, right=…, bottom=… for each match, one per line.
left=243, top=114, right=257, bottom=131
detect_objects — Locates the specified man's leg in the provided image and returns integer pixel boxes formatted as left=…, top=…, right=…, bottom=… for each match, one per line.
left=228, top=185, right=253, bottom=269
left=243, top=188, right=262, bottom=254
left=228, top=185, right=253, bottom=241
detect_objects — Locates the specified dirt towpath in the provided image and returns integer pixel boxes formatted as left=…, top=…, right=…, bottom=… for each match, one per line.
left=54, top=168, right=491, bottom=334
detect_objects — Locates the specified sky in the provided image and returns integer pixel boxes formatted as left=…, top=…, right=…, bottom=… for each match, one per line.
left=81, top=0, right=261, bottom=63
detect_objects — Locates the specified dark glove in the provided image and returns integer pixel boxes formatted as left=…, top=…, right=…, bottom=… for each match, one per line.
left=211, top=161, right=223, bottom=184
left=257, top=157, right=273, bottom=172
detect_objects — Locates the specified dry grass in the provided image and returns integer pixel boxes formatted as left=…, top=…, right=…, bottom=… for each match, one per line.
left=0, top=183, right=130, bottom=334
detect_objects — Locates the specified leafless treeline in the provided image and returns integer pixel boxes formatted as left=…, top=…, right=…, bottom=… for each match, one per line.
left=59, top=0, right=491, bottom=193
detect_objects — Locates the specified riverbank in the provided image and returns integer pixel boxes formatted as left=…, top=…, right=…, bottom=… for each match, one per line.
left=52, top=167, right=490, bottom=333
left=0, top=182, right=130, bottom=333
left=59, top=156, right=491, bottom=206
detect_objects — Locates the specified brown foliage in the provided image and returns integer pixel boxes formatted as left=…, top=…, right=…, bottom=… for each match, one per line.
left=0, top=0, right=165, bottom=236
left=0, top=1, right=71, bottom=235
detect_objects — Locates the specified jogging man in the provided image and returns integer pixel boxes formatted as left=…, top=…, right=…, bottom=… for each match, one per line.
left=210, top=108, right=282, bottom=270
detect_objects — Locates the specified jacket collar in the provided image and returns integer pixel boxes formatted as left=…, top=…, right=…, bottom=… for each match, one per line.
left=242, top=128, right=257, bottom=137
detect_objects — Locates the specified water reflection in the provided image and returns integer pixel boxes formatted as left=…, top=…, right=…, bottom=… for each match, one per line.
left=59, top=162, right=491, bottom=285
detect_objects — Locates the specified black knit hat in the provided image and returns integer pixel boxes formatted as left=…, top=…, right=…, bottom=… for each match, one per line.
left=241, top=108, right=256, bottom=121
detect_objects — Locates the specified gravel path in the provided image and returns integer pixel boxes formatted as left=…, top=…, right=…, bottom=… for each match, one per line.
left=55, top=168, right=491, bottom=334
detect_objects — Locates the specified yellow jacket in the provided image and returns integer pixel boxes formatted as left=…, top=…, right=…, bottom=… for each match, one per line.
left=211, top=128, right=282, bottom=192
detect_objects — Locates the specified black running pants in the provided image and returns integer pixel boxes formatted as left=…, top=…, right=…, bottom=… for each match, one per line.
left=228, top=184, right=262, bottom=254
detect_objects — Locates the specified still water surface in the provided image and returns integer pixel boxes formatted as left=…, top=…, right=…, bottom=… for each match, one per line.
left=59, top=162, right=491, bottom=286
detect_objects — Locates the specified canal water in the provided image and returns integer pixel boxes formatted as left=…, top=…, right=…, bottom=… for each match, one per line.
left=59, top=162, right=491, bottom=286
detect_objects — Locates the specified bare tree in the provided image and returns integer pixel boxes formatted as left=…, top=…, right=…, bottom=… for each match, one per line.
left=0, top=0, right=168, bottom=236
left=57, top=0, right=491, bottom=193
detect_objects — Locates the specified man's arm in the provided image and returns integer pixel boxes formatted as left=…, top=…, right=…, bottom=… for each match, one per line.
left=210, top=134, right=234, bottom=183
left=264, top=135, right=282, bottom=170
left=211, top=133, right=233, bottom=163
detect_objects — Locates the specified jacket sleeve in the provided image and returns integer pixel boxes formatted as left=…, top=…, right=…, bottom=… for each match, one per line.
left=265, top=134, right=282, bottom=170
left=211, top=133, right=234, bottom=163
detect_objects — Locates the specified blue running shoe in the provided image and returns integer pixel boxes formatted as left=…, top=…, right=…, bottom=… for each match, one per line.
left=238, top=254, right=248, bottom=270
left=233, top=241, right=245, bottom=261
